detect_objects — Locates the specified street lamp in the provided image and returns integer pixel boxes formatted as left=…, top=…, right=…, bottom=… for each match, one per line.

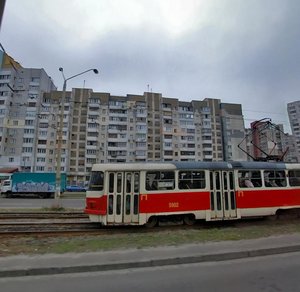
left=55, top=67, right=99, bottom=199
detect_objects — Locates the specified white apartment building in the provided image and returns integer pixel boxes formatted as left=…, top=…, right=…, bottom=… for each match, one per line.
left=287, top=101, right=300, bottom=161
left=220, top=103, right=247, bottom=161
left=42, top=89, right=247, bottom=184
left=0, top=51, right=56, bottom=170
left=245, top=120, right=290, bottom=162
left=282, top=133, right=298, bottom=162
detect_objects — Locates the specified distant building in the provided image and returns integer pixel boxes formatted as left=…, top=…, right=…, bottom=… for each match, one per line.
left=220, top=102, right=247, bottom=161
left=41, top=90, right=247, bottom=183
left=287, top=101, right=300, bottom=161
left=282, top=133, right=298, bottom=162
left=245, top=120, right=288, bottom=161
left=0, top=50, right=57, bottom=170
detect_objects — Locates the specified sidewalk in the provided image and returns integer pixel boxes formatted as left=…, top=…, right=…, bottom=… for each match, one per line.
left=1, top=233, right=300, bottom=278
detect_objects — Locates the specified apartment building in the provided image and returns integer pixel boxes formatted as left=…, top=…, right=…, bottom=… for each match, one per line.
left=282, top=133, right=298, bottom=162
left=219, top=103, right=247, bottom=161
left=246, top=120, right=288, bottom=161
left=287, top=101, right=300, bottom=161
left=0, top=51, right=56, bottom=170
left=40, top=90, right=246, bottom=183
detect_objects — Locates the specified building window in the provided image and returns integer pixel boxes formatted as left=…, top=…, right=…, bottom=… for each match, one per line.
left=25, top=120, right=34, bottom=126
left=22, top=147, right=33, bottom=153
left=31, top=77, right=40, bottom=82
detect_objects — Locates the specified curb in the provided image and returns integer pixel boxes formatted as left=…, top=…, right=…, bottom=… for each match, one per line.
left=1, top=245, right=300, bottom=278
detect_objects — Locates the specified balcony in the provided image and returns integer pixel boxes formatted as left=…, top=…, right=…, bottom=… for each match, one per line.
left=136, top=112, right=147, bottom=118
left=204, top=154, right=213, bottom=160
left=86, top=145, right=98, bottom=150
left=86, top=136, right=98, bottom=142
left=203, top=146, right=213, bottom=151
left=108, top=137, right=127, bottom=143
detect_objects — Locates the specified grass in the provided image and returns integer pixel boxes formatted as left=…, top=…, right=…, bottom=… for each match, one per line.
left=1, top=219, right=300, bottom=256
left=60, top=192, right=86, bottom=198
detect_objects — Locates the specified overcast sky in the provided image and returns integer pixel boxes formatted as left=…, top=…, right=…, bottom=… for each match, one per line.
left=1, top=0, right=300, bottom=131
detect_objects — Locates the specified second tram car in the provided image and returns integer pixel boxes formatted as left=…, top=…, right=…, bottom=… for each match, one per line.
left=84, top=161, right=300, bottom=226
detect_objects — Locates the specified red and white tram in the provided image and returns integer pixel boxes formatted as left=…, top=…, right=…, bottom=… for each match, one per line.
left=84, top=161, right=300, bottom=226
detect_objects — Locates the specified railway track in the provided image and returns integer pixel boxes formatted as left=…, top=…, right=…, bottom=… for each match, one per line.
left=0, top=221, right=104, bottom=235
left=0, top=211, right=88, bottom=220
left=0, top=211, right=183, bottom=235
left=0, top=211, right=153, bottom=236
left=0, top=211, right=101, bottom=235
left=0, top=211, right=298, bottom=236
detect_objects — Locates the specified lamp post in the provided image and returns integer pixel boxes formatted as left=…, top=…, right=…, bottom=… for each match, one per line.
left=55, top=67, right=99, bottom=199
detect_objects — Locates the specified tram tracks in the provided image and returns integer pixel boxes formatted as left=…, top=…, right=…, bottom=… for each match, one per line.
left=0, top=212, right=103, bottom=235
left=0, top=211, right=154, bottom=236
left=0, top=222, right=103, bottom=236
left=0, top=211, right=88, bottom=220
left=0, top=211, right=298, bottom=237
left=0, top=212, right=184, bottom=236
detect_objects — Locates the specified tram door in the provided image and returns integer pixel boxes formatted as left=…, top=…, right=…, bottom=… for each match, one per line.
left=209, top=171, right=237, bottom=220
left=107, top=172, right=140, bottom=224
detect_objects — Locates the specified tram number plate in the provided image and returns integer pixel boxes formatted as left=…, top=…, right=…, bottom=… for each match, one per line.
left=169, top=202, right=179, bottom=208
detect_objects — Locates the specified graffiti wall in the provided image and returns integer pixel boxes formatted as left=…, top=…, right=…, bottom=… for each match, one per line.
left=12, top=181, right=55, bottom=193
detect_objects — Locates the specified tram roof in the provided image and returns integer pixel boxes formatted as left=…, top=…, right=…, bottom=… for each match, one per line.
left=91, top=161, right=300, bottom=172
left=230, top=161, right=286, bottom=170
left=172, top=161, right=291, bottom=170
left=91, top=162, right=233, bottom=171
left=284, top=163, right=300, bottom=170
left=91, top=163, right=177, bottom=171
left=172, top=161, right=232, bottom=170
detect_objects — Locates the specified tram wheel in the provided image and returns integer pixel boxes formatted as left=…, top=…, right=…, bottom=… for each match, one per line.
left=145, top=216, right=158, bottom=228
left=183, top=214, right=196, bottom=226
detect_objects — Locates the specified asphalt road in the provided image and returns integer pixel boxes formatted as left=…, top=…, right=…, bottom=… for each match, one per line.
left=0, top=197, right=85, bottom=209
left=0, top=252, right=300, bottom=292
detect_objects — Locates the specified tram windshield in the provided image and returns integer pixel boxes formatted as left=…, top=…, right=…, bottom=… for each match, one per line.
left=88, top=171, right=104, bottom=191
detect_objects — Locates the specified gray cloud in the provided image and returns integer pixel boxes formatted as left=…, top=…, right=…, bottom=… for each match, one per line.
left=1, top=0, right=299, bottom=131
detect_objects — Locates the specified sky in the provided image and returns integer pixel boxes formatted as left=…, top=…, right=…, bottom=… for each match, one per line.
left=1, top=0, right=300, bottom=132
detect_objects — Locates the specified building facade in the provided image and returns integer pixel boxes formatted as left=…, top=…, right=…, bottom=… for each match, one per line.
left=41, top=89, right=247, bottom=184
left=287, top=101, right=300, bottom=161
left=282, top=133, right=298, bottom=163
left=0, top=51, right=56, bottom=170
left=245, top=120, right=289, bottom=161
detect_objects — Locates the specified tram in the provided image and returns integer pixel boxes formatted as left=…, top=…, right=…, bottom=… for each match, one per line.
left=84, top=161, right=300, bottom=226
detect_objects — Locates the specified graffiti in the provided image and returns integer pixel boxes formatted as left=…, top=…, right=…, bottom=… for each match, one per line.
left=12, top=182, right=55, bottom=193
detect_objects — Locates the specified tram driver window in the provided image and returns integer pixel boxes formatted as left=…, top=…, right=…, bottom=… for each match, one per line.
left=88, top=171, right=104, bottom=191
left=146, top=171, right=175, bottom=191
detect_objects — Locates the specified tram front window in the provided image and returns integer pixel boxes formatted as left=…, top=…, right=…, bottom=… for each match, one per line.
left=88, top=171, right=104, bottom=191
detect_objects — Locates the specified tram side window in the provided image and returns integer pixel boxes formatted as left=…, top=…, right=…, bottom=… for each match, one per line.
left=88, top=171, right=104, bottom=191
left=264, top=170, right=286, bottom=187
left=178, top=170, right=205, bottom=189
left=238, top=171, right=262, bottom=188
left=288, top=170, right=300, bottom=186
left=134, top=173, right=139, bottom=193
left=146, top=171, right=175, bottom=191
left=109, top=173, right=114, bottom=193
